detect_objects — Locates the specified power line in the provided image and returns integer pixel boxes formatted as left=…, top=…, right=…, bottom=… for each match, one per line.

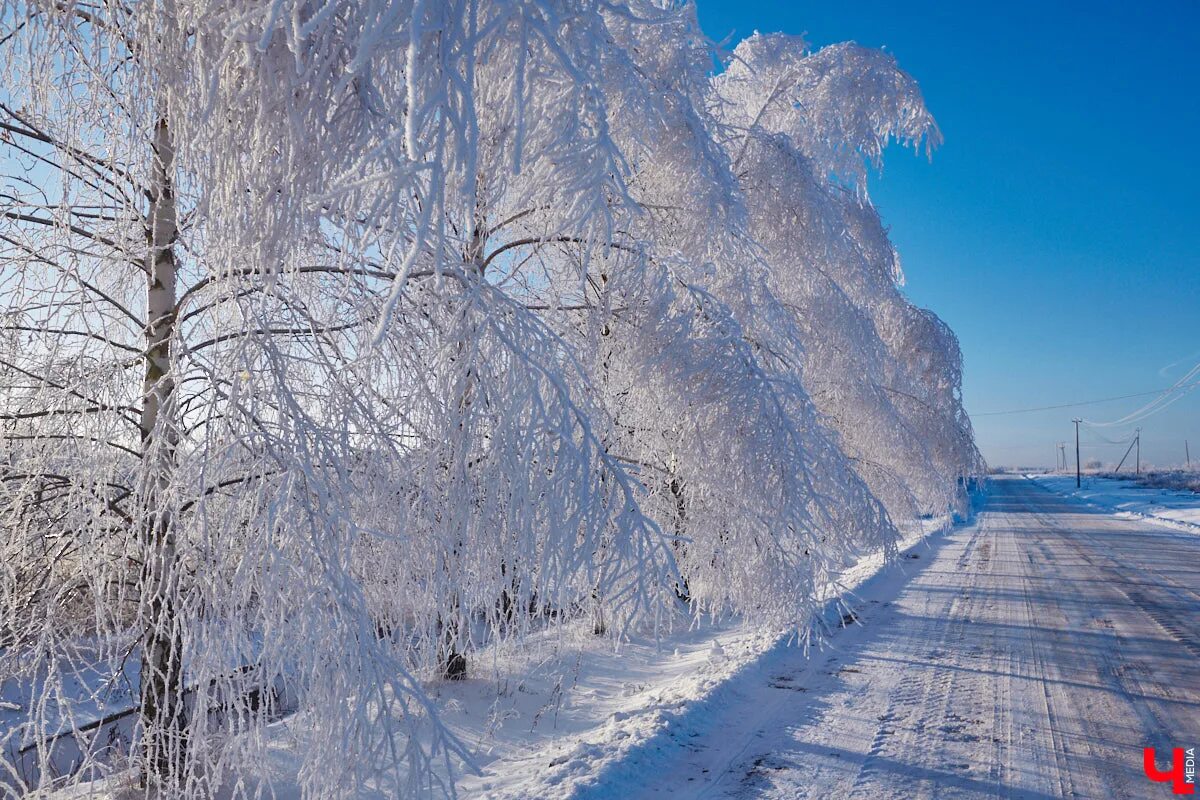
left=1077, top=424, right=1137, bottom=445
left=1084, top=362, right=1200, bottom=427
left=973, top=379, right=1200, bottom=417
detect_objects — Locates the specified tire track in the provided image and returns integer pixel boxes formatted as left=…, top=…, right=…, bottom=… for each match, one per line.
left=620, top=477, right=1200, bottom=800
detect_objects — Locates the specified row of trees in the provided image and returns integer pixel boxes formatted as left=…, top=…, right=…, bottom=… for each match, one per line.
left=0, top=0, right=981, bottom=796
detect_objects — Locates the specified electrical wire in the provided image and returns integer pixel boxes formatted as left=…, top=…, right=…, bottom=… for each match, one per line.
left=973, top=378, right=1200, bottom=417
left=1084, top=362, right=1200, bottom=427
left=1078, top=424, right=1137, bottom=445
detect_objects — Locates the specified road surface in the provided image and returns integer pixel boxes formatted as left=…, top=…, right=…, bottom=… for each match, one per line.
left=627, top=476, right=1200, bottom=799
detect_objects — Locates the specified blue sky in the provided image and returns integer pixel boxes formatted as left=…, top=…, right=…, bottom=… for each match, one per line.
left=696, top=1, right=1200, bottom=469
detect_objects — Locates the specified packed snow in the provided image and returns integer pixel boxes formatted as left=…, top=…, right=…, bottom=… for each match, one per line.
left=601, top=476, right=1200, bottom=798
left=1029, top=473, right=1200, bottom=531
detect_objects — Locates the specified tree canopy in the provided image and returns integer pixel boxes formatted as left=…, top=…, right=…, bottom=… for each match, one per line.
left=0, top=1, right=980, bottom=796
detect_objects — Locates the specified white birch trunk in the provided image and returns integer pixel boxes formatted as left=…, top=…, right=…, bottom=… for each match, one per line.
left=139, top=116, right=184, bottom=786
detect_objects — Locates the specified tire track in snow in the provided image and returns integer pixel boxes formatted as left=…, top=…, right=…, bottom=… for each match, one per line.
left=844, top=524, right=983, bottom=799
left=615, top=476, right=1200, bottom=800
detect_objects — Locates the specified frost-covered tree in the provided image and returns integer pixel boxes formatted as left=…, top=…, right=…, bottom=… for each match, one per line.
left=454, top=11, right=898, bottom=625
left=710, top=33, right=982, bottom=521
left=0, top=0, right=678, bottom=794
left=0, top=4, right=980, bottom=799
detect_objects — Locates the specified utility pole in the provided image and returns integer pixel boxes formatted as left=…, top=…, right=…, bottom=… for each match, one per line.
left=1187, top=439, right=1191, bottom=469
left=1115, top=435, right=1136, bottom=474
left=1135, top=427, right=1141, bottom=475
left=1074, top=419, right=1082, bottom=488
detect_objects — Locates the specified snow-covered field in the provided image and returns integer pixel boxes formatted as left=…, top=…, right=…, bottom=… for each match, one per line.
left=1029, top=472, right=1200, bottom=530
left=18, top=477, right=1200, bottom=798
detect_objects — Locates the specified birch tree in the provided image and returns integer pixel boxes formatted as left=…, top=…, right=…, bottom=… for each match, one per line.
left=0, top=5, right=981, bottom=798
left=1, top=0, right=678, bottom=794
left=711, top=33, right=982, bottom=520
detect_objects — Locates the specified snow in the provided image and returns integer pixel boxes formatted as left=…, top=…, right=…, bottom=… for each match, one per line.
left=26, top=517, right=955, bottom=800
left=369, top=517, right=953, bottom=799
left=444, top=519, right=958, bottom=800
left=32, top=473, right=1200, bottom=798
left=1028, top=472, right=1200, bottom=531
left=378, top=473, right=1196, bottom=799
left=593, top=475, right=1200, bottom=798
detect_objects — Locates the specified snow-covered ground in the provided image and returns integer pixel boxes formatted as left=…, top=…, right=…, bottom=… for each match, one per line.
left=442, top=515, right=959, bottom=800
left=24, top=515, right=961, bottom=799
left=597, top=475, right=1200, bottom=798
left=33, top=474, right=1200, bottom=798
left=1029, top=472, right=1200, bottom=531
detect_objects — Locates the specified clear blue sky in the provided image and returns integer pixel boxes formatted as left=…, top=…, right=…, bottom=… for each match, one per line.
left=696, top=1, right=1200, bottom=469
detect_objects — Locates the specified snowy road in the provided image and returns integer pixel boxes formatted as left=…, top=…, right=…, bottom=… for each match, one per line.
left=624, top=476, right=1200, bottom=799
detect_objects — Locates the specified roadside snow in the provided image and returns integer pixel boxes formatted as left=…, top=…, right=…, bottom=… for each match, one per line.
left=1028, top=473, right=1200, bottom=531
left=449, top=516, right=960, bottom=800
left=36, top=517, right=962, bottom=800
left=613, top=475, right=1200, bottom=799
